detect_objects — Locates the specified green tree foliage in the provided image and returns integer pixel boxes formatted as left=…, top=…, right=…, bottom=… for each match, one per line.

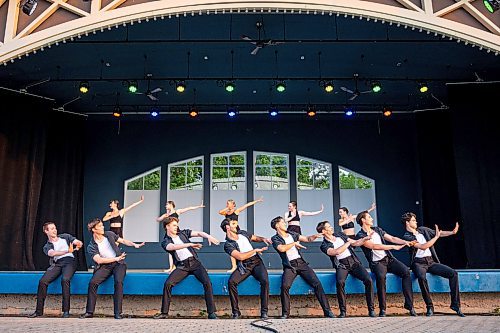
left=144, top=170, right=161, bottom=190
left=169, top=167, right=185, bottom=190
left=356, top=176, right=373, bottom=189
left=127, top=177, right=143, bottom=190
left=170, top=159, right=203, bottom=190
left=339, top=173, right=356, bottom=189
left=297, top=166, right=313, bottom=187
left=339, top=171, right=373, bottom=189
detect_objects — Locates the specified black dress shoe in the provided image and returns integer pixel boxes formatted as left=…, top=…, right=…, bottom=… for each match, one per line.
left=426, top=308, right=434, bottom=317
left=260, top=312, right=268, bottom=320
left=231, top=313, right=241, bottom=319
left=79, top=313, right=93, bottom=319
left=368, top=310, right=376, bottom=317
left=379, top=310, right=386, bottom=317
left=62, top=312, right=70, bottom=318
left=338, top=311, right=346, bottom=318
left=409, top=309, right=418, bottom=317
left=450, top=306, right=465, bottom=317
left=114, top=314, right=123, bottom=319
left=153, top=313, right=168, bottom=319
left=208, top=313, right=217, bottom=319
left=324, top=311, right=335, bottom=318
left=28, top=312, right=42, bottom=318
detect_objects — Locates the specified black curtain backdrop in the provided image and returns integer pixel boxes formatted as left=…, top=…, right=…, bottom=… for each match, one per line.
left=415, top=111, right=466, bottom=268
left=448, top=83, right=500, bottom=268
left=0, top=105, right=86, bottom=271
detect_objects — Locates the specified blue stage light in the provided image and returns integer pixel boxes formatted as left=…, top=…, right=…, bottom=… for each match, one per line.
left=344, top=107, right=355, bottom=117
left=227, top=107, right=238, bottom=117
left=269, top=107, right=279, bottom=117
left=150, top=108, right=160, bottom=117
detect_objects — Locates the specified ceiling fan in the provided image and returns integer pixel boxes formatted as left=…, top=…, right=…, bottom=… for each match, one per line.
left=135, top=74, right=162, bottom=101
left=241, top=21, right=284, bottom=55
left=340, top=73, right=372, bottom=101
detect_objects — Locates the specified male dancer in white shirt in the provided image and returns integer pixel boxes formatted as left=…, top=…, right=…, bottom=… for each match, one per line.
left=28, top=222, right=83, bottom=318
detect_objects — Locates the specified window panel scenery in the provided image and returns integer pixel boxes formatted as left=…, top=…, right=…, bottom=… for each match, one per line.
left=255, top=153, right=289, bottom=190
left=169, top=158, right=203, bottom=190
left=338, top=166, right=377, bottom=227
left=211, top=153, right=246, bottom=191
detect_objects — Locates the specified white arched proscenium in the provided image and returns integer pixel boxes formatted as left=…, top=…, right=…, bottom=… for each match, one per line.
left=0, top=0, right=499, bottom=64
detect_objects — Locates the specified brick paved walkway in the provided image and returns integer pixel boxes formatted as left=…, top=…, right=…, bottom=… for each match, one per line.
left=1, top=315, right=499, bottom=332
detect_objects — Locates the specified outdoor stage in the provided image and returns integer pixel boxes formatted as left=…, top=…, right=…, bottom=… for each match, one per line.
left=1, top=270, right=499, bottom=318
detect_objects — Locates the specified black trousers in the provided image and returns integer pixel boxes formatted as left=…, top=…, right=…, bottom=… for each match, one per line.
left=161, top=257, right=216, bottom=315
left=228, top=256, right=269, bottom=316
left=336, top=256, right=374, bottom=312
left=35, top=257, right=76, bottom=314
left=412, top=256, right=460, bottom=309
left=281, top=258, right=330, bottom=316
left=371, top=256, right=413, bottom=311
left=85, top=261, right=127, bottom=315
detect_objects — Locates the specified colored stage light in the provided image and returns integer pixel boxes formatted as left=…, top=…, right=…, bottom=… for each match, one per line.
left=112, top=106, right=122, bottom=118
left=323, top=81, right=334, bottom=93
left=150, top=108, right=160, bottom=117
left=269, top=107, right=279, bottom=117
left=79, top=81, right=89, bottom=94
left=225, top=81, right=235, bottom=92
left=176, top=81, right=186, bottom=93
left=128, top=80, right=138, bottom=93
left=484, top=0, right=500, bottom=13
left=306, top=106, right=316, bottom=117
left=276, top=81, right=286, bottom=93
left=419, top=82, right=429, bottom=93
left=383, top=107, right=392, bottom=117
left=344, top=107, right=355, bottom=117
left=189, top=108, right=199, bottom=117
left=227, top=107, right=238, bottom=117
left=371, top=81, right=382, bottom=93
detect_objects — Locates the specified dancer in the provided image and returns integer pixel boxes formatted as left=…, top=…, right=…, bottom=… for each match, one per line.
left=221, top=218, right=270, bottom=319
left=284, top=201, right=324, bottom=234
left=317, top=221, right=375, bottom=318
left=355, top=211, right=416, bottom=317
left=270, top=216, right=334, bottom=319
left=338, top=202, right=376, bottom=238
left=103, top=195, right=144, bottom=238
left=219, top=197, right=263, bottom=272
left=28, top=222, right=83, bottom=318
left=401, top=212, right=465, bottom=317
left=154, top=216, right=219, bottom=319
left=157, top=200, right=205, bottom=273
left=80, top=218, right=145, bottom=319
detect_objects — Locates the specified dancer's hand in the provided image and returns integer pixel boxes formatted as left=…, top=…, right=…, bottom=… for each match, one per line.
left=116, top=253, right=126, bottom=262
left=434, top=224, right=441, bottom=238
left=191, top=243, right=203, bottom=250
left=295, top=242, right=307, bottom=250
left=207, top=236, right=220, bottom=246
left=134, top=242, right=145, bottom=249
